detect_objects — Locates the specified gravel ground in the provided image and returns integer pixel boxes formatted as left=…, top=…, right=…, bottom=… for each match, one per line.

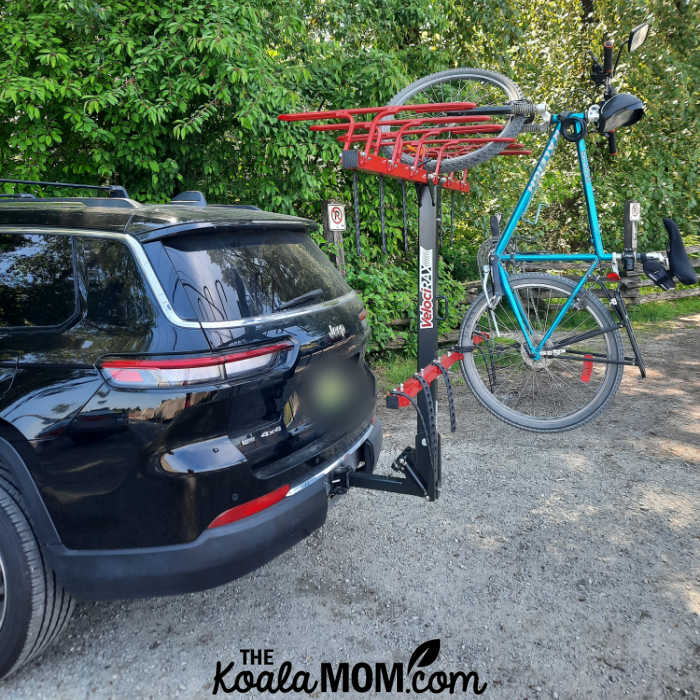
left=2, top=315, right=698, bottom=699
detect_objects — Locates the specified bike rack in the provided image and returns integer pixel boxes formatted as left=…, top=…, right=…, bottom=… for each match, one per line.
left=279, top=101, right=531, bottom=501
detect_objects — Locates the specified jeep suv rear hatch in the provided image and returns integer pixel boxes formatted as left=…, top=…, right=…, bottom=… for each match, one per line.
left=138, top=226, right=374, bottom=503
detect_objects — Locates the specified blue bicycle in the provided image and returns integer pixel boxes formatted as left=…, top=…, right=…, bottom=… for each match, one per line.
left=390, top=23, right=697, bottom=431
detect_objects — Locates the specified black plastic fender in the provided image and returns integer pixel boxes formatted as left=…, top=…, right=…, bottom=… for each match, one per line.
left=0, top=433, right=62, bottom=549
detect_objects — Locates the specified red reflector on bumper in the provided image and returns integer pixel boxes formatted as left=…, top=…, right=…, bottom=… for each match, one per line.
left=207, top=484, right=290, bottom=529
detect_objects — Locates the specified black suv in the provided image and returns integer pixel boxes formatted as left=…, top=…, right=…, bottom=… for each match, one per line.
left=0, top=184, right=381, bottom=678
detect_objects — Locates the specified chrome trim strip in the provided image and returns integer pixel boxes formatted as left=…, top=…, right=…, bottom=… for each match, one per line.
left=286, top=423, right=374, bottom=497
left=0, top=226, right=359, bottom=330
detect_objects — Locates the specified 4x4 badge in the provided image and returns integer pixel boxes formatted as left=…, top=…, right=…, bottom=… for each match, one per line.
left=328, top=324, right=346, bottom=340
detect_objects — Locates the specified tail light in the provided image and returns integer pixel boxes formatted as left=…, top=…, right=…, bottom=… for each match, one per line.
left=99, top=342, right=293, bottom=388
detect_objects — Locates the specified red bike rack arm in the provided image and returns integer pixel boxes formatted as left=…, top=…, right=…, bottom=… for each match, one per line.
left=386, top=351, right=465, bottom=409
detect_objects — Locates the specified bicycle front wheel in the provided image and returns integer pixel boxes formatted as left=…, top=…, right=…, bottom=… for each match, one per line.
left=459, top=274, right=624, bottom=432
left=384, top=68, right=525, bottom=173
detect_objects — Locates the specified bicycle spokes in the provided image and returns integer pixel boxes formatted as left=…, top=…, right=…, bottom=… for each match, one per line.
left=460, top=275, right=624, bottom=430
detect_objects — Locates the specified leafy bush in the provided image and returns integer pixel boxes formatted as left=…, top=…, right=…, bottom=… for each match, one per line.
left=0, top=0, right=696, bottom=354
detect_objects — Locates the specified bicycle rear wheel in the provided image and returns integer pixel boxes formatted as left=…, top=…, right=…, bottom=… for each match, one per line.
left=459, top=274, right=624, bottom=432
left=384, top=68, right=525, bottom=173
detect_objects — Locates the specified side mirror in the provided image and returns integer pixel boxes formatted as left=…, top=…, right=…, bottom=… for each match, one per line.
left=628, top=22, right=650, bottom=52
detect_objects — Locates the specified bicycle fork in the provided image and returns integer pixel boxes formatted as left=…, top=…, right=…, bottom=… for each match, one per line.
left=596, top=279, right=647, bottom=378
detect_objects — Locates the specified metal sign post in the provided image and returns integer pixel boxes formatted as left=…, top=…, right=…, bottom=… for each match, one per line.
left=323, top=200, right=347, bottom=276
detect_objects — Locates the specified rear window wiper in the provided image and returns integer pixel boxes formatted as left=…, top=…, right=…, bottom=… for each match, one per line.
left=273, top=288, right=323, bottom=312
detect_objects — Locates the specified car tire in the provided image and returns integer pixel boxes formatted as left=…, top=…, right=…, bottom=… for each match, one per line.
left=0, top=467, right=74, bottom=680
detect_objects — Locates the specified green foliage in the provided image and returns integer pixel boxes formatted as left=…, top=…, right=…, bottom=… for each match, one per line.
left=372, top=354, right=418, bottom=394
left=627, top=295, right=700, bottom=323
left=0, top=0, right=697, bottom=353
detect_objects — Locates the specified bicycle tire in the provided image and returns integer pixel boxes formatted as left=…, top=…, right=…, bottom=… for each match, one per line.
left=384, top=68, right=526, bottom=173
left=459, top=274, right=624, bottom=432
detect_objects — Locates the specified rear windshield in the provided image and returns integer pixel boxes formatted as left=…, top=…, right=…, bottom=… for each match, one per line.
left=156, top=230, right=352, bottom=323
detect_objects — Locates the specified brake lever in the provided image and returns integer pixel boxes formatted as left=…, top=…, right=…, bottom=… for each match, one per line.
left=590, top=51, right=607, bottom=87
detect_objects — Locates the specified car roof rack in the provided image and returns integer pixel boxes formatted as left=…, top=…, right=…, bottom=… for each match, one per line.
left=210, top=204, right=262, bottom=211
left=0, top=178, right=128, bottom=198
left=0, top=180, right=265, bottom=214
left=170, top=190, right=207, bottom=206
left=168, top=191, right=262, bottom=211
left=0, top=192, right=37, bottom=200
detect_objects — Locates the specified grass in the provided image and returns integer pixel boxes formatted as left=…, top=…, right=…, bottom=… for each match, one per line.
left=370, top=296, right=699, bottom=387
left=372, top=354, right=419, bottom=394
left=627, top=295, right=700, bottom=324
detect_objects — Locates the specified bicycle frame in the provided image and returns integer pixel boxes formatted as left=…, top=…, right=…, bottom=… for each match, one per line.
left=493, top=113, right=614, bottom=359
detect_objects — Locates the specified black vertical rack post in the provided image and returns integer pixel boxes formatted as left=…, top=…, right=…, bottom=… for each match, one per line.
left=414, top=183, right=441, bottom=500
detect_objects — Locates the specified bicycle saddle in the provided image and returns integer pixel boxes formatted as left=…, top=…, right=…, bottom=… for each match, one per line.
left=664, top=218, right=698, bottom=285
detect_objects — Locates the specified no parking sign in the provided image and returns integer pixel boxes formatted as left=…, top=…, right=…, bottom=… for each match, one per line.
left=327, top=203, right=346, bottom=231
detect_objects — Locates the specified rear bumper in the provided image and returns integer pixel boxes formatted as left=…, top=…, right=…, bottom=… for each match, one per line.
left=47, top=419, right=382, bottom=600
